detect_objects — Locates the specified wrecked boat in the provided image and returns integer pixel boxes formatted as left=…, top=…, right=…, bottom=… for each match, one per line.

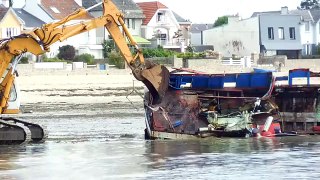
left=144, top=68, right=320, bottom=139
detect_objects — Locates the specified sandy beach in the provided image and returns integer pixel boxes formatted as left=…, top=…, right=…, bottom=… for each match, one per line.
left=18, top=69, right=144, bottom=100
left=16, top=68, right=146, bottom=116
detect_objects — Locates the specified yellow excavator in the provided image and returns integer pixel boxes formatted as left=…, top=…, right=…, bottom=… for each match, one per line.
left=0, top=0, right=169, bottom=144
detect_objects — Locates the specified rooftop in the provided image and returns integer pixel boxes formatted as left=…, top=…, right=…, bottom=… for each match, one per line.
left=82, top=0, right=144, bottom=18
left=40, top=0, right=92, bottom=19
left=190, top=24, right=214, bottom=33
left=14, top=8, right=45, bottom=28
left=136, top=1, right=167, bottom=25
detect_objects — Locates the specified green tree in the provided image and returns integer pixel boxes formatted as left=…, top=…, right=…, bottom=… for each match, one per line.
left=57, top=45, right=75, bottom=60
left=9, top=0, right=13, bottom=7
left=142, top=46, right=175, bottom=58
left=102, top=39, right=115, bottom=58
left=299, top=0, right=320, bottom=9
left=213, top=16, right=228, bottom=27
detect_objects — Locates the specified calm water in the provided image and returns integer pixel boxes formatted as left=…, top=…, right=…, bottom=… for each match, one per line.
left=1, top=115, right=320, bottom=180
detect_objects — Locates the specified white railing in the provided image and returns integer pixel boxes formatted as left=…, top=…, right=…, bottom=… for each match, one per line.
left=221, top=56, right=253, bottom=67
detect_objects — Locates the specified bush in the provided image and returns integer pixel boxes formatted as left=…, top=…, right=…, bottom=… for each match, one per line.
left=177, top=52, right=207, bottom=60
left=108, top=51, right=125, bottom=69
left=177, top=52, right=194, bottom=60
left=142, top=47, right=175, bottom=58
left=199, top=52, right=206, bottom=58
left=74, top=53, right=95, bottom=65
left=19, top=57, right=29, bottom=64
left=57, top=45, right=76, bottom=60
left=40, top=54, right=66, bottom=62
left=43, top=57, right=66, bottom=62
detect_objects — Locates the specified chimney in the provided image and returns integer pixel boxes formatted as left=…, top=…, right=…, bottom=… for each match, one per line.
left=228, top=15, right=239, bottom=24
left=281, top=6, right=288, bottom=14
left=75, top=0, right=82, bottom=6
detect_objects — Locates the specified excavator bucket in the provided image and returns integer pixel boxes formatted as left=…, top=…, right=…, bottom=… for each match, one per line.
left=141, top=60, right=170, bottom=103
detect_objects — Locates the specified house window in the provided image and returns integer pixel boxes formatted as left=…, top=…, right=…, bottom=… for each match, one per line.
left=157, top=12, right=164, bottom=22
left=50, top=7, right=60, bottom=13
left=289, top=27, right=295, bottom=40
left=132, top=19, right=135, bottom=29
left=305, top=22, right=310, bottom=31
left=159, top=34, right=166, bottom=40
left=306, top=44, right=311, bottom=55
left=6, top=28, right=12, bottom=37
left=278, top=27, right=284, bottom=40
left=126, top=18, right=130, bottom=28
left=268, top=27, right=274, bottom=40
left=4, top=28, right=19, bottom=38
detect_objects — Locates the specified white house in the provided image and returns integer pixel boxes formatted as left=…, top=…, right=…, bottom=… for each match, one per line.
left=291, top=9, right=315, bottom=56
left=136, top=1, right=191, bottom=51
left=21, top=0, right=102, bottom=58
left=82, top=0, right=146, bottom=49
left=203, top=16, right=260, bottom=57
left=252, top=7, right=320, bottom=57
left=310, top=10, right=320, bottom=54
left=297, top=9, right=320, bottom=56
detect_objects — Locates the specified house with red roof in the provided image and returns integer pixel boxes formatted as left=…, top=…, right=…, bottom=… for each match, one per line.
left=136, top=1, right=191, bottom=51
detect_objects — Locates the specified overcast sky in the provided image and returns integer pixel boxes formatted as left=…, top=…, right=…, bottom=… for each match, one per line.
left=133, top=0, right=303, bottom=23
left=13, top=0, right=303, bottom=23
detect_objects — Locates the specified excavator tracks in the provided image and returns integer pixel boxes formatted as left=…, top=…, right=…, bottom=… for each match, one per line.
left=0, top=117, right=47, bottom=145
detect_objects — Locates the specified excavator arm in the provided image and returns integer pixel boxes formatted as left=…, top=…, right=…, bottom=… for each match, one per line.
left=0, top=0, right=170, bottom=144
left=32, top=1, right=169, bottom=102
left=32, top=0, right=169, bottom=102
left=101, top=1, right=169, bottom=103
left=0, top=0, right=169, bottom=114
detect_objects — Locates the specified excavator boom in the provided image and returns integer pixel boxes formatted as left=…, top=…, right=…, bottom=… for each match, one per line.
left=101, top=1, right=169, bottom=101
left=27, top=0, right=168, bottom=101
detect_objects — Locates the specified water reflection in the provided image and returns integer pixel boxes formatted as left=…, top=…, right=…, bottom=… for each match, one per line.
left=147, top=136, right=320, bottom=156
left=145, top=137, right=280, bottom=159
left=2, top=113, right=320, bottom=180
left=0, top=146, right=26, bottom=171
left=0, top=144, right=47, bottom=169
left=143, top=136, right=320, bottom=179
left=0, top=135, right=320, bottom=179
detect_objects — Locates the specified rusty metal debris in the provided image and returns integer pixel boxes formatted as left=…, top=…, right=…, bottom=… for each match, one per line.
left=144, top=68, right=320, bottom=139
